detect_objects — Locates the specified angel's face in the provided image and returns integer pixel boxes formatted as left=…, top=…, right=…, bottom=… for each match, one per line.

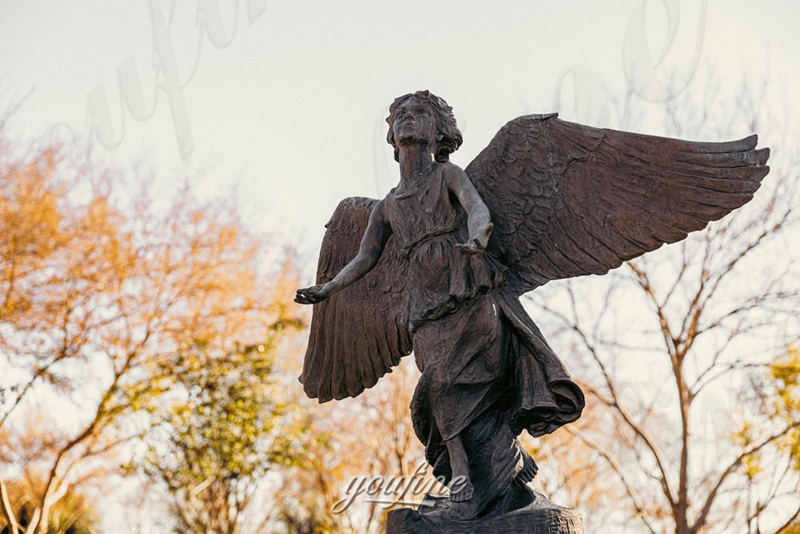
left=392, top=98, right=437, bottom=148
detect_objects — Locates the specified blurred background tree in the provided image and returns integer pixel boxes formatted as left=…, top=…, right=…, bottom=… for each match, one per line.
left=269, top=359, right=431, bottom=534
left=527, top=74, right=800, bottom=533
left=0, top=112, right=310, bottom=533
left=0, top=421, right=100, bottom=534
left=137, top=337, right=306, bottom=534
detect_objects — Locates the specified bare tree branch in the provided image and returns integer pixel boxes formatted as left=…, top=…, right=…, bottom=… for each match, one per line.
left=0, top=480, right=19, bottom=534
left=691, top=420, right=800, bottom=533
left=566, top=426, right=660, bottom=534
left=774, top=505, right=800, bottom=534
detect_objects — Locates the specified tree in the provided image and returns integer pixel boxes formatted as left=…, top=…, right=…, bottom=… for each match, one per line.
left=138, top=332, right=307, bottom=534
left=736, top=345, right=800, bottom=533
left=270, top=358, right=438, bottom=534
left=0, top=416, right=100, bottom=534
left=0, top=120, right=300, bottom=533
left=528, top=77, right=800, bottom=533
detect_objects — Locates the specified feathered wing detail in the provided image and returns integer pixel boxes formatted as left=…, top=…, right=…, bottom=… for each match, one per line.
left=465, top=114, right=770, bottom=294
left=300, top=197, right=412, bottom=403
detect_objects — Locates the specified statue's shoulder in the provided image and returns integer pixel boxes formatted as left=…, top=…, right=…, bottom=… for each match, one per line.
left=438, top=161, right=468, bottom=186
left=439, top=160, right=464, bottom=173
left=382, top=187, right=397, bottom=205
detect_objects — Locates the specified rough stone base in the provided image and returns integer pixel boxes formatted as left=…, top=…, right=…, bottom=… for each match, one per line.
left=386, top=491, right=584, bottom=534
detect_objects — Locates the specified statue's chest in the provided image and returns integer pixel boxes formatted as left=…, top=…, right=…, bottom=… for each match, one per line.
left=387, top=178, right=462, bottom=254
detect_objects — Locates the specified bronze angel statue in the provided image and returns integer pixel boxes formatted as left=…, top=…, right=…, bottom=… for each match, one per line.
left=295, top=91, right=769, bottom=521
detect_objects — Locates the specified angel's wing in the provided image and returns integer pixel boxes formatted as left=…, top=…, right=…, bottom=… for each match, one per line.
left=465, top=114, right=770, bottom=295
left=299, top=197, right=412, bottom=403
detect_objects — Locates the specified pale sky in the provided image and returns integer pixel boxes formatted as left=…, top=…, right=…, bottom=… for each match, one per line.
left=1, top=0, right=798, bottom=274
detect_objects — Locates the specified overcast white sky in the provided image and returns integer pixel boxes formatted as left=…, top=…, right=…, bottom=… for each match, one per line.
left=1, top=0, right=798, bottom=270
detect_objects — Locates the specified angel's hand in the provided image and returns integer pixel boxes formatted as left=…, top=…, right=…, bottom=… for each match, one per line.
left=456, top=222, right=493, bottom=255
left=295, top=284, right=332, bottom=305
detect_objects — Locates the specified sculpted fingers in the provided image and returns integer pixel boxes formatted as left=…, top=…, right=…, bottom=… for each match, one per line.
left=295, top=285, right=328, bottom=304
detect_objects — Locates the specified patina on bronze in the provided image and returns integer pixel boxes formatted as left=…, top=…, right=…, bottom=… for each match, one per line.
left=295, top=91, right=769, bottom=530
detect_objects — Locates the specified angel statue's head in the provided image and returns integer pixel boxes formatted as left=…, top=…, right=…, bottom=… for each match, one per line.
left=386, top=90, right=463, bottom=163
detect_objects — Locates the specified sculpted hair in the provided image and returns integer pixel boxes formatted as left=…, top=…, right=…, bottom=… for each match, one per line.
left=386, top=90, right=463, bottom=163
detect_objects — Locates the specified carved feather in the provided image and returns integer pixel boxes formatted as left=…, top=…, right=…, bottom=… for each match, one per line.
left=466, top=114, right=770, bottom=294
left=300, top=197, right=412, bottom=402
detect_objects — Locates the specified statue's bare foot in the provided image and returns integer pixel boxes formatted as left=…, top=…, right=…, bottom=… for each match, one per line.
left=450, top=478, right=474, bottom=502
left=517, top=450, right=538, bottom=483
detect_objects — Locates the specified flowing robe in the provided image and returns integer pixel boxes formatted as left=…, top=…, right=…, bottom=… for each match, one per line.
left=383, top=165, right=584, bottom=517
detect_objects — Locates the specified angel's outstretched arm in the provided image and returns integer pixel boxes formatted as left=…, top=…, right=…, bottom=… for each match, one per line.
left=443, top=164, right=493, bottom=255
left=295, top=200, right=392, bottom=304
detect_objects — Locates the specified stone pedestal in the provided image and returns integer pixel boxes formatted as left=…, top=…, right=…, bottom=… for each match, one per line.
left=386, top=491, right=584, bottom=534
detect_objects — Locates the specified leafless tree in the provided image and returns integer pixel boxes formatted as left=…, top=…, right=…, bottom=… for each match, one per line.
left=528, top=75, right=800, bottom=533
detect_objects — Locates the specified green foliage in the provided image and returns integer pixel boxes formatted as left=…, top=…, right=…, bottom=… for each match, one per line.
left=151, top=340, right=284, bottom=481
left=767, top=345, right=800, bottom=470
left=139, top=336, right=313, bottom=533
left=1, top=111, right=311, bottom=533
left=731, top=345, right=800, bottom=482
